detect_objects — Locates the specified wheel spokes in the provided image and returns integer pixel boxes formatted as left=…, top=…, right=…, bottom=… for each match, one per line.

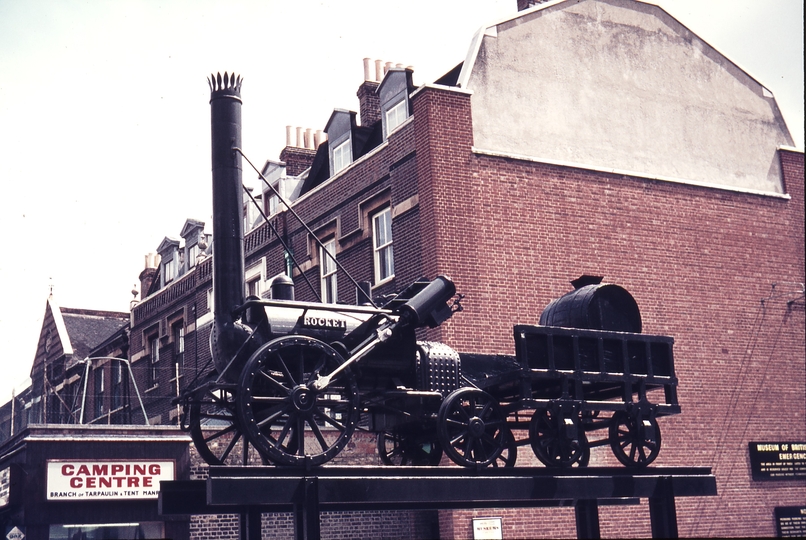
left=257, top=368, right=292, bottom=396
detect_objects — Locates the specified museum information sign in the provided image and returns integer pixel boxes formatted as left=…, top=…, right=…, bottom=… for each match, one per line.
left=775, top=506, right=806, bottom=538
left=748, top=442, right=806, bottom=481
left=472, top=517, right=503, bottom=540
left=46, top=460, right=174, bottom=500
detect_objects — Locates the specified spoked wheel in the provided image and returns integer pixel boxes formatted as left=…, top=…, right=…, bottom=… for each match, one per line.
left=529, top=408, right=590, bottom=468
left=490, top=428, right=517, bottom=468
left=609, top=411, right=661, bottom=467
left=377, top=427, right=443, bottom=466
left=188, top=386, right=267, bottom=466
left=437, top=388, right=507, bottom=468
left=238, top=336, right=359, bottom=467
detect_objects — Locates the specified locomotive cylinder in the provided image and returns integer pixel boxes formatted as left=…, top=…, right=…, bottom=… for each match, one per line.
left=400, top=275, right=456, bottom=328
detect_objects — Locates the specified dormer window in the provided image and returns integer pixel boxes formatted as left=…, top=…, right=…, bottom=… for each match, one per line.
left=187, top=242, right=199, bottom=268
left=332, top=139, right=352, bottom=174
left=244, top=189, right=262, bottom=232
left=156, top=237, right=181, bottom=287
left=164, top=255, right=178, bottom=283
left=180, top=219, right=206, bottom=272
left=325, top=109, right=357, bottom=178
left=385, top=99, right=408, bottom=136
left=267, top=193, right=279, bottom=216
left=379, top=68, right=413, bottom=141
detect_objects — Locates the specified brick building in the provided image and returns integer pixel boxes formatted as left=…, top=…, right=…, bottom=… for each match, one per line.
left=2, top=0, right=803, bottom=538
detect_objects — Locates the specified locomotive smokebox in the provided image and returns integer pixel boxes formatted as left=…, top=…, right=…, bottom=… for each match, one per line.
left=539, top=277, right=642, bottom=333
left=209, top=72, right=249, bottom=378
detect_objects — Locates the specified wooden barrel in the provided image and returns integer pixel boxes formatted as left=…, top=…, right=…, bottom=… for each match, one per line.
left=539, top=282, right=642, bottom=333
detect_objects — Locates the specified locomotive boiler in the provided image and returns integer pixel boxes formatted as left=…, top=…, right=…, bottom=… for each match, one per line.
left=177, top=73, right=679, bottom=470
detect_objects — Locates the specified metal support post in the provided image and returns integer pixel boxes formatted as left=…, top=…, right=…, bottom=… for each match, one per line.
left=240, top=507, right=262, bottom=540
left=575, top=499, right=601, bottom=539
left=295, top=476, right=320, bottom=540
left=648, top=476, right=678, bottom=538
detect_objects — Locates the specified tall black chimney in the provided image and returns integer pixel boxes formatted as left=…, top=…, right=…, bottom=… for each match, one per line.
left=209, top=72, right=248, bottom=378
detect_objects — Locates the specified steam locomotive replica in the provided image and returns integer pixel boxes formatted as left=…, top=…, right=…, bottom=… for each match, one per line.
left=178, top=73, right=680, bottom=470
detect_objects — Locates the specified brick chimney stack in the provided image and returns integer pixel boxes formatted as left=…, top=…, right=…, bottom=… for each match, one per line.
left=139, top=253, right=159, bottom=297
left=279, top=125, right=318, bottom=176
left=357, top=58, right=382, bottom=127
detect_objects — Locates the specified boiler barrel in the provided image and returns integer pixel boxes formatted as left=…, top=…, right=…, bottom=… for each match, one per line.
left=539, top=283, right=642, bottom=333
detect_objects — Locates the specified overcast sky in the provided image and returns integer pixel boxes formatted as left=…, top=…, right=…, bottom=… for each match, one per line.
left=0, top=0, right=802, bottom=404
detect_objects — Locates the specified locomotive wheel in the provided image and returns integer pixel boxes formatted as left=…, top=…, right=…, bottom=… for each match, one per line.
left=609, top=411, right=661, bottom=467
left=529, top=408, right=590, bottom=468
left=377, top=428, right=443, bottom=466
left=188, top=387, right=267, bottom=466
left=437, top=388, right=507, bottom=468
left=490, top=428, right=517, bottom=468
left=237, top=336, right=359, bottom=467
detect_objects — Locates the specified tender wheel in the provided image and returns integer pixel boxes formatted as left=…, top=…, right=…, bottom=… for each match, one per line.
left=437, top=388, right=507, bottom=468
left=609, top=411, right=661, bottom=467
left=529, top=408, right=590, bottom=467
left=237, top=336, right=359, bottom=467
left=377, top=428, right=443, bottom=466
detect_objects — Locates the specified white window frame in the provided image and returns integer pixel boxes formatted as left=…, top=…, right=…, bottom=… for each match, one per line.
left=247, top=277, right=261, bottom=298
left=187, top=243, right=199, bottom=268
left=332, top=138, right=352, bottom=174
left=320, top=238, right=338, bottom=303
left=372, top=208, right=394, bottom=285
left=245, top=261, right=263, bottom=298
left=384, top=99, right=408, bottom=137
left=149, top=336, right=160, bottom=388
left=173, top=323, right=185, bottom=355
left=164, top=255, right=177, bottom=283
left=94, top=365, right=105, bottom=417
left=267, top=193, right=279, bottom=216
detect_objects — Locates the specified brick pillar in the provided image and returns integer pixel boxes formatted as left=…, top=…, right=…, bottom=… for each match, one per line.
left=412, top=85, right=475, bottom=344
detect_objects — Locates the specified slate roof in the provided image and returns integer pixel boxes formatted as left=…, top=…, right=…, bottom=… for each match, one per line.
left=60, top=308, right=129, bottom=360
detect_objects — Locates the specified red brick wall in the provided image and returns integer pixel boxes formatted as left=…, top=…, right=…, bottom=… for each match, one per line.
left=415, top=84, right=805, bottom=537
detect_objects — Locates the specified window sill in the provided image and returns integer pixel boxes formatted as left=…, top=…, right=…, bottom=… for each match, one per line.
left=373, top=275, right=395, bottom=289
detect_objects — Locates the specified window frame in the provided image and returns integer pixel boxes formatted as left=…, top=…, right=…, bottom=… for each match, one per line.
left=163, top=255, right=177, bottom=283
left=94, top=364, right=105, bottom=418
left=187, top=243, right=199, bottom=269
left=372, top=207, right=394, bottom=286
left=172, top=322, right=185, bottom=370
left=320, top=238, right=338, bottom=303
left=111, top=360, right=124, bottom=411
left=332, top=138, right=352, bottom=174
left=384, top=98, right=408, bottom=137
left=267, top=193, right=279, bottom=216
left=148, top=335, right=159, bottom=388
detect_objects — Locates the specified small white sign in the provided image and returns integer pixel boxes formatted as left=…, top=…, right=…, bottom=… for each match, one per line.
left=46, top=460, right=174, bottom=501
left=6, top=526, right=24, bottom=540
left=473, top=517, right=503, bottom=540
left=0, top=467, right=9, bottom=507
